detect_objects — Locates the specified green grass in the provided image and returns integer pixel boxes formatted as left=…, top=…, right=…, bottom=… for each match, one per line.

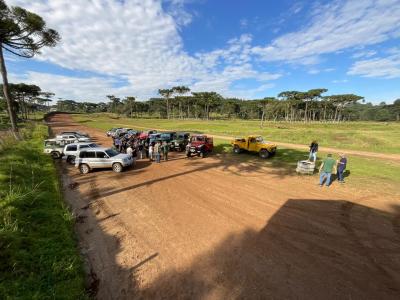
left=0, top=123, right=87, bottom=299
left=72, top=113, right=400, bottom=154
left=212, top=138, right=400, bottom=192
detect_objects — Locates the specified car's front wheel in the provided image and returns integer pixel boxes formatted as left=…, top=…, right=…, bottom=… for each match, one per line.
left=112, top=162, right=123, bottom=173
left=259, top=149, right=270, bottom=159
left=51, top=151, right=61, bottom=159
left=79, top=164, right=90, bottom=174
left=66, top=156, right=75, bottom=165
left=233, top=145, right=241, bottom=154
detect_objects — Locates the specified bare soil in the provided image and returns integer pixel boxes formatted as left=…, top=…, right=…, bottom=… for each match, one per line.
left=49, top=113, right=400, bottom=299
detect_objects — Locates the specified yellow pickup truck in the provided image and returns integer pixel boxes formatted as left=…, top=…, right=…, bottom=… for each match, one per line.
left=231, top=135, right=277, bottom=158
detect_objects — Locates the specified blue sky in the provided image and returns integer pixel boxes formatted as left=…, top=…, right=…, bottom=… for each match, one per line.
left=5, top=0, right=400, bottom=103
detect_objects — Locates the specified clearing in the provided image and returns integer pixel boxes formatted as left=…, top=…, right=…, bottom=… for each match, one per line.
left=50, top=113, right=400, bottom=299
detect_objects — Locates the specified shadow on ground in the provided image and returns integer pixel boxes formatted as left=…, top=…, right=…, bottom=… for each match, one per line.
left=136, top=200, right=400, bottom=299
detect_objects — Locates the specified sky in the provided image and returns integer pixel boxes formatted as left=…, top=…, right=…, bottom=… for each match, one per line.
left=4, top=0, right=400, bottom=103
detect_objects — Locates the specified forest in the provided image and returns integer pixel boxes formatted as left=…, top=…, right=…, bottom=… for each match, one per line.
left=1, top=84, right=400, bottom=122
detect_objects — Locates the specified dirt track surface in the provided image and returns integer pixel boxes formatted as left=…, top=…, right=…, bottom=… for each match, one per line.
left=49, top=114, right=400, bottom=299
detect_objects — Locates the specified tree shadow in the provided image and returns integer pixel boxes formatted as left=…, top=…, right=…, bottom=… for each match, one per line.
left=137, top=200, right=400, bottom=299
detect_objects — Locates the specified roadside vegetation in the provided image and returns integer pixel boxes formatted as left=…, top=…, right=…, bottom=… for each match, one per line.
left=0, top=123, right=86, bottom=299
left=72, top=114, right=400, bottom=154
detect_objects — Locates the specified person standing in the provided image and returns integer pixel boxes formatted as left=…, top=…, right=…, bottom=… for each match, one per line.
left=148, top=143, right=154, bottom=161
left=131, top=145, right=137, bottom=167
left=308, top=140, right=318, bottom=162
left=337, top=154, right=347, bottom=183
left=319, top=153, right=337, bottom=187
left=162, top=141, right=169, bottom=161
left=138, top=142, right=144, bottom=159
left=154, top=141, right=161, bottom=163
left=126, top=145, right=133, bottom=158
left=115, top=138, right=121, bottom=152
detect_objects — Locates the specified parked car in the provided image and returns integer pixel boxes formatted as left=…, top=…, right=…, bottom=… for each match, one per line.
left=63, top=142, right=99, bottom=164
left=75, top=147, right=133, bottom=174
left=43, top=139, right=66, bottom=159
left=231, top=135, right=276, bottom=158
left=106, top=128, right=122, bottom=137
left=170, top=132, right=190, bottom=151
left=149, top=133, right=162, bottom=145
left=186, top=135, right=213, bottom=158
left=60, top=131, right=89, bottom=137
left=139, top=130, right=157, bottom=140
left=159, top=131, right=177, bottom=143
left=56, top=133, right=91, bottom=143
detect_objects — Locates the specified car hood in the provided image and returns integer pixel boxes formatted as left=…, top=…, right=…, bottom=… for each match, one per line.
left=261, top=142, right=277, bottom=147
left=189, top=141, right=205, bottom=147
left=114, top=153, right=131, bottom=159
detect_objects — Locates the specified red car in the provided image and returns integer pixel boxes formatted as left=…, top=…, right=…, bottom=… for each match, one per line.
left=186, top=135, right=213, bottom=158
left=139, top=130, right=157, bottom=140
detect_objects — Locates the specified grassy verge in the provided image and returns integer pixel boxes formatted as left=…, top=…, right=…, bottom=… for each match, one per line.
left=213, top=138, right=400, bottom=194
left=0, top=123, right=86, bottom=299
left=72, top=113, right=400, bottom=154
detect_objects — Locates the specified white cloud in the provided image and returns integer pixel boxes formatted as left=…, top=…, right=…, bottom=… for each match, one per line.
left=252, top=0, right=400, bottom=64
left=352, top=50, right=377, bottom=59
left=6, top=0, right=280, bottom=101
left=332, top=79, right=348, bottom=83
left=348, top=49, right=400, bottom=79
left=9, top=71, right=125, bottom=101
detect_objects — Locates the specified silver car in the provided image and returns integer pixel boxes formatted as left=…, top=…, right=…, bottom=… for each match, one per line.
left=75, top=147, right=133, bottom=174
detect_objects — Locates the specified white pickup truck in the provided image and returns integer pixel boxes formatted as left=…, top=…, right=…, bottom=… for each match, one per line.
left=63, top=142, right=98, bottom=164
left=43, top=139, right=66, bottom=158
left=44, top=139, right=97, bottom=160
left=55, top=133, right=91, bottom=143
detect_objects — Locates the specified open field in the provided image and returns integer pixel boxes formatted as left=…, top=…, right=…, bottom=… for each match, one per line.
left=72, top=113, right=400, bottom=154
left=49, top=113, right=400, bottom=299
left=70, top=113, right=400, bottom=193
left=0, top=123, right=86, bottom=299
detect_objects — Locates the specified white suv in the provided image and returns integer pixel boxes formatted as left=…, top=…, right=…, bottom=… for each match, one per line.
left=75, top=148, right=133, bottom=174
left=64, top=142, right=98, bottom=164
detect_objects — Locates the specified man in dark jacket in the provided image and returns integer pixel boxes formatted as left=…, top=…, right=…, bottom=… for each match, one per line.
left=337, top=154, right=347, bottom=183
left=308, top=140, right=318, bottom=162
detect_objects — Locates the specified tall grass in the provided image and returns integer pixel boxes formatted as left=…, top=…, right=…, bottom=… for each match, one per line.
left=0, top=123, right=86, bottom=299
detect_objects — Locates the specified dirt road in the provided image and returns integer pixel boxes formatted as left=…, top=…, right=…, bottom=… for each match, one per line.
left=49, top=114, right=400, bottom=299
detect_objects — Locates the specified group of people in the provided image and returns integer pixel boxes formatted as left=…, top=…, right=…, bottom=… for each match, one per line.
left=307, top=140, right=348, bottom=187
left=148, top=141, right=170, bottom=163
left=111, top=134, right=170, bottom=165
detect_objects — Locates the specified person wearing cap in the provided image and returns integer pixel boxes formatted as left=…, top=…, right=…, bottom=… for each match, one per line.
left=319, top=153, right=337, bottom=187
left=337, top=154, right=347, bottom=183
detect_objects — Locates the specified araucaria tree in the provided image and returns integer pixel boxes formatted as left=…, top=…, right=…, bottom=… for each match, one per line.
left=0, top=0, right=60, bottom=136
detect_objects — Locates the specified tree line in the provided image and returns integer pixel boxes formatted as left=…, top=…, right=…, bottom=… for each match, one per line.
left=53, top=87, right=400, bottom=123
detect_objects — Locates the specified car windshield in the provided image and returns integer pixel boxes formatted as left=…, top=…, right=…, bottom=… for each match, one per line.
left=193, top=136, right=205, bottom=142
left=88, top=143, right=97, bottom=147
left=44, top=140, right=56, bottom=147
left=105, top=149, right=119, bottom=157
left=256, top=136, right=264, bottom=143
